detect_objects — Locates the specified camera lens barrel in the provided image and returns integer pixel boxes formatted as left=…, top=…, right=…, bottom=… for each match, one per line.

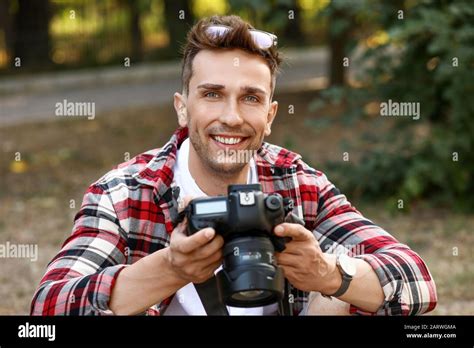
left=187, top=185, right=291, bottom=308
left=216, top=235, right=285, bottom=307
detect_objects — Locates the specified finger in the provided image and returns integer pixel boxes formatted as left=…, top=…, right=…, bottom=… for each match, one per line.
left=276, top=241, right=302, bottom=255
left=191, top=234, right=224, bottom=261
left=170, top=218, right=189, bottom=240
left=196, top=260, right=223, bottom=283
left=204, top=259, right=223, bottom=274
left=275, top=252, right=299, bottom=268
left=203, top=248, right=223, bottom=265
left=206, top=260, right=222, bottom=277
left=279, top=239, right=320, bottom=256
left=274, top=223, right=311, bottom=241
left=279, top=264, right=296, bottom=279
left=174, top=227, right=216, bottom=254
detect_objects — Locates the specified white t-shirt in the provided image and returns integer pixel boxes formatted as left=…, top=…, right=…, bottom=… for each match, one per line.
left=164, top=138, right=278, bottom=315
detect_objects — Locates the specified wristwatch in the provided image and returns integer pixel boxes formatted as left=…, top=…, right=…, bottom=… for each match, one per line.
left=327, top=254, right=356, bottom=297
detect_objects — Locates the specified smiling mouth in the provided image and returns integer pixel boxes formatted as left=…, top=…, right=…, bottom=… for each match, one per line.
left=210, top=134, right=249, bottom=145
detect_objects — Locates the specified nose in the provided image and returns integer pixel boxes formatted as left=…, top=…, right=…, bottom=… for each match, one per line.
left=218, top=99, right=244, bottom=127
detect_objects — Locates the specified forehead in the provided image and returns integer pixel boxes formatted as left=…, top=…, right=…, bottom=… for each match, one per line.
left=190, top=49, right=272, bottom=92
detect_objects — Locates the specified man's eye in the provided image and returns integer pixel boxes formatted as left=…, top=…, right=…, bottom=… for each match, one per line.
left=244, top=95, right=259, bottom=103
left=205, top=92, right=219, bottom=98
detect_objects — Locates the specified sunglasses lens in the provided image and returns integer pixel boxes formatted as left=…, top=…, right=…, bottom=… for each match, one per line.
left=251, top=32, right=273, bottom=49
left=206, top=26, right=230, bottom=39
left=205, top=26, right=276, bottom=49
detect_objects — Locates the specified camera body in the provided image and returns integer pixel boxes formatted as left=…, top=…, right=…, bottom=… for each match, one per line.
left=186, top=184, right=290, bottom=250
left=185, top=184, right=294, bottom=307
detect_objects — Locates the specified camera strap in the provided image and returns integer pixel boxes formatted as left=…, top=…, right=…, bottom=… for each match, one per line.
left=195, top=277, right=293, bottom=316
left=277, top=279, right=293, bottom=316
left=194, top=277, right=229, bottom=316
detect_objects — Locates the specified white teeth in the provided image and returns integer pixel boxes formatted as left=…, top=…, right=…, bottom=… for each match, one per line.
left=213, top=135, right=243, bottom=145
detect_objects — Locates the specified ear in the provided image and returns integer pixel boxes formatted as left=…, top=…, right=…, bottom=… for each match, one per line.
left=264, top=100, right=278, bottom=137
left=173, top=92, right=188, bottom=127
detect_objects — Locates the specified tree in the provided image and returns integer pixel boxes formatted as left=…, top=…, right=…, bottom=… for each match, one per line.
left=163, top=0, right=195, bottom=56
left=0, top=0, right=15, bottom=65
left=122, top=0, right=145, bottom=62
left=327, top=6, right=352, bottom=85
left=13, top=0, right=52, bottom=68
left=229, top=0, right=305, bottom=42
left=313, top=0, right=474, bottom=211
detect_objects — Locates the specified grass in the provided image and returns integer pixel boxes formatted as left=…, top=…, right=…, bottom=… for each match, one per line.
left=0, top=90, right=472, bottom=314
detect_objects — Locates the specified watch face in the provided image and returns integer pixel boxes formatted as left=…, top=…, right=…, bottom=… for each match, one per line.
left=339, top=254, right=357, bottom=277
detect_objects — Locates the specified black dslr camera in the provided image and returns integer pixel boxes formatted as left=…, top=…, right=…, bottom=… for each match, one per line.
left=185, top=184, right=298, bottom=307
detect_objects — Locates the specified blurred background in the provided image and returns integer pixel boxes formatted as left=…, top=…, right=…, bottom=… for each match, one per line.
left=0, top=0, right=472, bottom=314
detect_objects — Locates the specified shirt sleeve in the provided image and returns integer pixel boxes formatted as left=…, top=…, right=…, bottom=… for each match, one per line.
left=30, top=184, right=129, bottom=315
left=313, top=172, right=438, bottom=315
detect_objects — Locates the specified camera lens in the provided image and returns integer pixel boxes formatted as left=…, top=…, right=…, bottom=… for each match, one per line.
left=216, top=236, right=284, bottom=307
left=231, top=290, right=272, bottom=302
left=237, top=290, right=264, bottom=298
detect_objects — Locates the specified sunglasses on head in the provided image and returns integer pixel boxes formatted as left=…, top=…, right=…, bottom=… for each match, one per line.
left=205, top=24, right=278, bottom=50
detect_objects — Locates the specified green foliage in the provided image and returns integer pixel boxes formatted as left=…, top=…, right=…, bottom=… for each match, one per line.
left=228, top=0, right=310, bottom=46
left=312, top=0, right=474, bottom=211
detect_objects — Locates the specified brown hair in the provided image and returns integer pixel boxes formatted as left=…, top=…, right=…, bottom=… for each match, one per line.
left=181, top=15, right=282, bottom=98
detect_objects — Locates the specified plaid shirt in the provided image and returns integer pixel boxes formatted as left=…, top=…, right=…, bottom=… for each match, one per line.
left=31, top=127, right=437, bottom=316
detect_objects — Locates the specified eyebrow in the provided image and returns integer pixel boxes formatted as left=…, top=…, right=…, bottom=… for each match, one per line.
left=197, top=83, right=225, bottom=90
left=197, top=83, right=267, bottom=96
left=241, top=85, right=266, bottom=96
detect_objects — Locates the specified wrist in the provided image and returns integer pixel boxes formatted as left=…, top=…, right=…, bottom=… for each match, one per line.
left=109, top=248, right=187, bottom=315
left=148, top=248, right=188, bottom=289
left=319, top=253, right=343, bottom=295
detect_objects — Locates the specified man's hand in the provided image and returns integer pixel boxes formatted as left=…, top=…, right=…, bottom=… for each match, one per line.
left=274, top=223, right=341, bottom=293
left=110, top=196, right=223, bottom=315
left=165, top=195, right=223, bottom=284
left=166, top=220, right=224, bottom=284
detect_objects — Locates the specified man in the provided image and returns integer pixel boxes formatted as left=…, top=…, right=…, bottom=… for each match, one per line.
left=31, top=15, right=437, bottom=316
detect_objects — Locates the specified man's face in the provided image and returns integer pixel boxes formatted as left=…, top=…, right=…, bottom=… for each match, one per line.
left=174, top=49, right=278, bottom=176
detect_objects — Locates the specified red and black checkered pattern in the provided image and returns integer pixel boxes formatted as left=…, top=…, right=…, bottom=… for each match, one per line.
left=30, top=127, right=437, bottom=316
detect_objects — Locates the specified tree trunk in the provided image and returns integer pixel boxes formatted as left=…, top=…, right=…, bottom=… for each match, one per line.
left=13, top=0, right=51, bottom=68
left=124, top=0, right=143, bottom=61
left=0, top=0, right=14, bottom=66
left=329, top=33, right=347, bottom=86
left=163, top=0, right=194, bottom=56
left=282, top=0, right=304, bottom=45
left=328, top=10, right=351, bottom=86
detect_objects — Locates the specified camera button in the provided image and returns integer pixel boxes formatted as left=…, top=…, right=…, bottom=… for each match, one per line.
left=239, top=192, right=255, bottom=206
